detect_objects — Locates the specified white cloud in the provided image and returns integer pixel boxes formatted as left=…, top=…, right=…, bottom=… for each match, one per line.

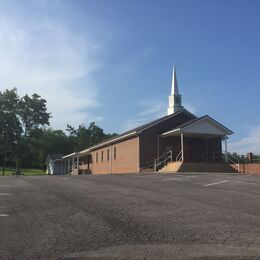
left=0, top=12, right=103, bottom=129
left=229, top=125, right=260, bottom=155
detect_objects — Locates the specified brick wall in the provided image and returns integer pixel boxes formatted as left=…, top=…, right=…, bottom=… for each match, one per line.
left=236, top=163, right=260, bottom=175
left=89, top=136, right=139, bottom=174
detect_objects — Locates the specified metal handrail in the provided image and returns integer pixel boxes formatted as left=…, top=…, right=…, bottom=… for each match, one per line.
left=154, top=150, right=173, bottom=172
left=156, top=156, right=172, bottom=167
left=156, top=150, right=172, bottom=162
left=226, top=154, right=240, bottom=172
left=176, top=150, right=182, bottom=161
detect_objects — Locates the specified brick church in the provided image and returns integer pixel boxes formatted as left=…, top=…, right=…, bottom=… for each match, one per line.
left=57, top=66, right=234, bottom=175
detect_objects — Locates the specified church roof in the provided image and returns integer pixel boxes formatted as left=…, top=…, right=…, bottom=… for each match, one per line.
left=79, top=108, right=196, bottom=154
left=161, top=115, right=233, bottom=137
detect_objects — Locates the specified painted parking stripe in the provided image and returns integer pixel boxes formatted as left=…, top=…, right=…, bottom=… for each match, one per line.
left=0, top=193, right=14, bottom=196
left=0, top=184, right=10, bottom=187
left=203, top=180, right=228, bottom=187
left=237, top=181, right=259, bottom=185
left=0, top=214, right=9, bottom=217
left=137, top=175, right=161, bottom=178
left=161, top=177, right=178, bottom=181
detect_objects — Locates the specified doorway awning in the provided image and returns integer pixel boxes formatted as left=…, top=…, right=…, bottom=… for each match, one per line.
left=160, top=116, right=233, bottom=138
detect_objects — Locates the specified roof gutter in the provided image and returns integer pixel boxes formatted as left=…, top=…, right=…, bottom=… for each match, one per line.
left=79, top=131, right=138, bottom=154
left=62, top=152, right=78, bottom=159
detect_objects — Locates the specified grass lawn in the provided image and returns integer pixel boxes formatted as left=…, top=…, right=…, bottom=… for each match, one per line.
left=0, top=167, right=46, bottom=176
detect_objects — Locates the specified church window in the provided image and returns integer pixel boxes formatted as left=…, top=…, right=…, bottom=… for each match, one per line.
left=107, top=149, right=110, bottom=161
left=114, top=147, right=117, bottom=160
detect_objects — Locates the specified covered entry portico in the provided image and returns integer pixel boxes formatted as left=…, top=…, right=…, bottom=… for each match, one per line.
left=159, top=116, right=233, bottom=163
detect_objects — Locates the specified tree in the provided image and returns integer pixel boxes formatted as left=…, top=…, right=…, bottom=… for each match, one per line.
left=0, top=89, right=21, bottom=175
left=66, top=122, right=117, bottom=151
left=0, top=88, right=50, bottom=175
left=28, top=128, right=72, bottom=169
left=19, top=94, right=50, bottom=136
left=0, top=88, right=118, bottom=172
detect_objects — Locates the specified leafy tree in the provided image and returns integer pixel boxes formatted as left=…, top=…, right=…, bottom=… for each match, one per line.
left=28, top=128, right=72, bottom=169
left=66, top=122, right=118, bottom=151
left=0, top=89, right=21, bottom=175
left=0, top=88, right=50, bottom=175
left=19, top=94, right=50, bottom=136
left=0, top=88, right=118, bottom=172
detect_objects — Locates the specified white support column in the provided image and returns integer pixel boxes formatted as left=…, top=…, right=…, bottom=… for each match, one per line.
left=181, top=132, right=184, bottom=162
left=224, top=137, right=228, bottom=162
left=77, top=155, right=79, bottom=174
left=110, top=145, right=112, bottom=174
left=205, top=138, right=208, bottom=162
left=157, top=136, right=160, bottom=157
left=68, top=159, right=70, bottom=175
left=61, top=160, right=63, bottom=175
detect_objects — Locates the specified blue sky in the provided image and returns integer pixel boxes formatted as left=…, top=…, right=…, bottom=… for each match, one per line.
left=0, top=0, right=260, bottom=154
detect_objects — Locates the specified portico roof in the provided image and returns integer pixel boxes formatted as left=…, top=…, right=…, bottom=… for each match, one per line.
left=160, top=116, right=233, bottom=138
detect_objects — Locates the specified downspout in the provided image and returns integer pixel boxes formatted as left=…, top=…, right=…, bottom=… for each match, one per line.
left=137, top=136, right=140, bottom=173
left=110, top=145, right=112, bottom=174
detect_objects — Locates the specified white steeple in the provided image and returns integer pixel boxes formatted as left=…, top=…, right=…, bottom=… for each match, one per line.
left=167, top=65, right=183, bottom=115
left=171, top=65, right=179, bottom=95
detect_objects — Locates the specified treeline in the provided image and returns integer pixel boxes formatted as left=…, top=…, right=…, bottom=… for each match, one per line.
left=0, top=88, right=117, bottom=174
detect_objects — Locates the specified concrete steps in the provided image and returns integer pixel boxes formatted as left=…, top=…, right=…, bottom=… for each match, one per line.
left=159, top=161, right=182, bottom=172
left=70, top=169, right=79, bottom=175
left=159, top=162, right=238, bottom=173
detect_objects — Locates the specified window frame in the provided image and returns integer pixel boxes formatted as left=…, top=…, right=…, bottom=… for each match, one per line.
left=114, top=146, right=117, bottom=160
left=96, top=152, right=98, bottom=163
left=107, top=148, right=110, bottom=161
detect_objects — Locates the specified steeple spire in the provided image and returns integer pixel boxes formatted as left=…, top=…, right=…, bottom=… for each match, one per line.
left=167, top=64, right=183, bottom=115
left=171, top=65, right=179, bottom=95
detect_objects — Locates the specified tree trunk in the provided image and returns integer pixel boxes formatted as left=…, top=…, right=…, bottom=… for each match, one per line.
left=2, top=132, right=7, bottom=176
left=15, top=157, right=20, bottom=175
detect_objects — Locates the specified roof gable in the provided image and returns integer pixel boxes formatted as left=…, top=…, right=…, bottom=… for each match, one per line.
left=182, top=116, right=233, bottom=135
left=79, top=108, right=196, bottom=153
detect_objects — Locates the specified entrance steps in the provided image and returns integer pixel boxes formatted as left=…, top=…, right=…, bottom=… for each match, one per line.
left=70, top=169, right=79, bottom=175
left=159, top=162, right=238, bottom=173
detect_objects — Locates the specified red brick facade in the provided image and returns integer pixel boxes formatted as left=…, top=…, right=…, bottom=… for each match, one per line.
left=75, top=110, right=228, bottom=175
left=85, top=136, right=139, bottom=174
left=232, top=163, right=260, bottom=175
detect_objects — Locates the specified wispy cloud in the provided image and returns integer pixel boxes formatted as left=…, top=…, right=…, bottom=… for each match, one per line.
left=122, top=99, right=166, bottom=131
left=0, top=5, right=104, bottom=129
left=229, top=125, right=260, bottom=154
left=122, top=97, right=197, bottom=132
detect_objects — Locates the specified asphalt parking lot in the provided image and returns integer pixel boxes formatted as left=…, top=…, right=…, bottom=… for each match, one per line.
left=0, top=172, right=259, bottom=259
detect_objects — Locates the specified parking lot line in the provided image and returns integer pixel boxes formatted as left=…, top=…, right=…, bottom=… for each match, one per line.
left=137, top=174, right=160, bottom=178
left=0, top=193, right=13, bottom=196
left=161, top=177, right=178, bottom=182
left=0, top=184, right=10, bottom=187
left=0, top=214, right=9, bottom=217
left=237, top=181, right=259, bottom=186
left=203, top=180, right=228, bottom=187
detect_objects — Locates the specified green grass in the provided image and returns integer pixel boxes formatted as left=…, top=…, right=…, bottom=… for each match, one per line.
left=0, top=167, right=46, bottom=176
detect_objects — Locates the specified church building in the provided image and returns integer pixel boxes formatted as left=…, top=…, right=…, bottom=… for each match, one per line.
left=62, top=66, right=234, bottom=175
